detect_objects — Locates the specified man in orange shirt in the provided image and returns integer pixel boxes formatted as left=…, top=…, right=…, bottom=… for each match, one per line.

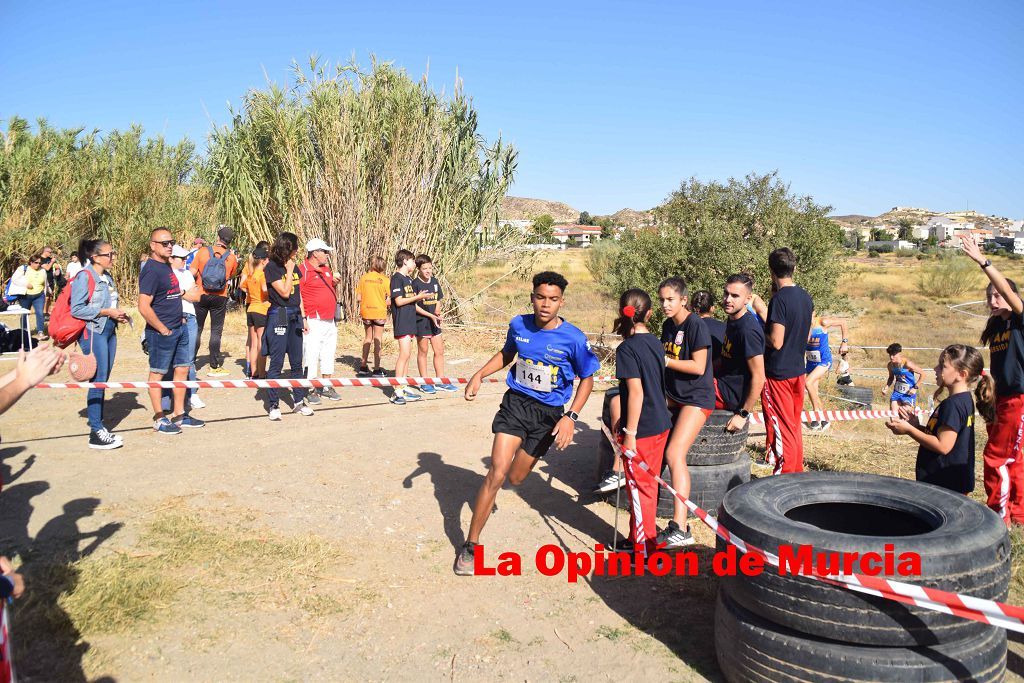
left=189, top=225, right=239, bottom=377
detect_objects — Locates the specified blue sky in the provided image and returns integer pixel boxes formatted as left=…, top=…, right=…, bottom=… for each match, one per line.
left=2, top=0, right=1021, bottom=218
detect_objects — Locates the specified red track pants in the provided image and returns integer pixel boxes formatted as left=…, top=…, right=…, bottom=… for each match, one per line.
left=983, top=395, right=1024, bottom=525
left=620, top=429, right=669, bottom=554
left=762, top=375, right=806, bottom=475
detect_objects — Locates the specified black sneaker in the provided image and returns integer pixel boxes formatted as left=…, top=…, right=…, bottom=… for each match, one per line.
left=356, top=365, right=371, bottom=377
left=807, top=420, right=820, bottom=430
left=612, top=537, right=634, bottom=553
left=454, top=542, right=477, bottom=575
left=593, top=470, right=625, bottom=494
left=656, top=520, right=695, bottom=550
left=89, top=429, right=123, bottom=450
left=372, top=368, right=387, bottom=377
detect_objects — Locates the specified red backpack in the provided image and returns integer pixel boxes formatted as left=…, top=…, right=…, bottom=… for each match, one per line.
left=50, top=270, right=96, bottom=348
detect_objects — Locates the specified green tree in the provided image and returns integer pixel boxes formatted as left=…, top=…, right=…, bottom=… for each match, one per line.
left=897, top=218, right=915, bottom=241
left=596, top=216, right=615, bottom=239
left=531, top=214, right=554, bottom=242
left=578, top=211, right=593, bottom=226
left=870, top=228, right=888, bottom=242
left=591, top=171, right=844, bottom=330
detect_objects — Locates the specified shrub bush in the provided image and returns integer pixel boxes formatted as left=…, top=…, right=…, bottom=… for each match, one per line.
left=868, top=250, right=881, bottom=258
left=917, top=254, right=984, bottom=299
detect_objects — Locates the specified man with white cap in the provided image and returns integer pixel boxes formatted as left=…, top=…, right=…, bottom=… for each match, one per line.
left=299, top=238, right=342, bottom=404
left=163, top=245, right=205, bottom=412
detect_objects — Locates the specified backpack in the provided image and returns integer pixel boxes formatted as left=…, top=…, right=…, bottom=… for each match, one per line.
left=49, top=270, right=96, bottom=348
left=200, top=246, right=231, bottom=291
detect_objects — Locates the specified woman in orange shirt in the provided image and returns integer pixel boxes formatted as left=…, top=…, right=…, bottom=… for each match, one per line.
left=357, top=255, right=390, bottom=376
left=244, top=246, right=271, bottom=379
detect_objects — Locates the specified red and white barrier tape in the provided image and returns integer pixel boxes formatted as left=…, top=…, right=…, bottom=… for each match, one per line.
left=601, top=422, right=1024, bottom=634
left=34, top=376, right=617, bottom=390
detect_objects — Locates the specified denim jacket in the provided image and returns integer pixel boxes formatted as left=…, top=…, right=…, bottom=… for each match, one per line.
left=69, top=265, right=115, bottom=334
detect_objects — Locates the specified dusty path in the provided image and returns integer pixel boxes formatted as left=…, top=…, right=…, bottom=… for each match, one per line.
left=0, top=339, right=725, bottom=682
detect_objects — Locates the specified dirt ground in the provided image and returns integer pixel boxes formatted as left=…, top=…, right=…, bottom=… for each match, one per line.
left=0, top=327, right=735, bottom=682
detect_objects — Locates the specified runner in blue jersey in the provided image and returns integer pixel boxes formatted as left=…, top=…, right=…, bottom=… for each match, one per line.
left=454, top=271, right=600, bottom=575
left=804, top=314, right=849, bottom=431
left=885, top=342, right=924, bottom=414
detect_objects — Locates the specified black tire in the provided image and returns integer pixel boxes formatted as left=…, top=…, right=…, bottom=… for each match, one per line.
left=607, top=457, right=751, bottom=518
left=717, top=472, right=1010, bottom=647
left=835, top=383, right=874, bottom=407
left=715, top=591, right=1006, bottom=683
left=686, top=410, right=748, bottom=466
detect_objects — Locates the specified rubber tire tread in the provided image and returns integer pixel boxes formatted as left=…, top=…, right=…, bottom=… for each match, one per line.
left=714, top=591, right=1006, bottom=683
left=607, top=457, right=751, bottom=518
left=685, top=410, right=748, bottom=466
left=834, top=384, right=874, bottom=407
left=716, top=472, right=1010, bottom=647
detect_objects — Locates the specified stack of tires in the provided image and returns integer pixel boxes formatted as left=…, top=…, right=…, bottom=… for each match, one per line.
left=714, top=472, right=1009, bottom=682
left=598, top=388, right=750, bottom=515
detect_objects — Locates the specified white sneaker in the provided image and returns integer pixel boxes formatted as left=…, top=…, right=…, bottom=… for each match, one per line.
left=295, top=403, right=314, bottom=416
left=190, top=395, right=206, bottom=410
left=268, top=408, right=282, bottom=421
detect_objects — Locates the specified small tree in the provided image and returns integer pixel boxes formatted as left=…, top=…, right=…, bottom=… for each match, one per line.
left=596, top=216, right=615, bottom=239
left=531, top=214, right=554, bottom=242
left=578, top=211, right=593, bottom=226
left=897, top=218, right=915, bottom=241
left=870, top=228, right=888, bottom=242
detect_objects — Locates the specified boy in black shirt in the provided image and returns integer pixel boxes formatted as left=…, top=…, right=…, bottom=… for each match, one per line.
left=413, top=254, right=458, bottom=394
left=716, top=274, right=766, bottom=434
left=390, top=249, right=432, bottom=405
left=762, top=247, right=814, bottom=475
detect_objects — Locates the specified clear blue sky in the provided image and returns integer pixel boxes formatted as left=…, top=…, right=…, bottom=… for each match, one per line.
left=3, top=0, right=1021, bottom=218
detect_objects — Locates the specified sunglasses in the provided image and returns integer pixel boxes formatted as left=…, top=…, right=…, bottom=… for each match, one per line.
left=151, top=239, right=176, bottom=247
left=30, top=261, right=41, bottom=265
left=95, top=251, right=116, bottom=259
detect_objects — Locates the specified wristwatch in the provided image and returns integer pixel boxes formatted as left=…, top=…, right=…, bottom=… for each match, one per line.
left=564, top=410, right=580, bottom=422
left=734, top=408, right=750, bottom=419
left=982, top=259, right=992, bottom=269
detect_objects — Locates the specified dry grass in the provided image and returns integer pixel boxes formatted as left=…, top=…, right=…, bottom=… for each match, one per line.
left=15, top=502, right=347, bottom=679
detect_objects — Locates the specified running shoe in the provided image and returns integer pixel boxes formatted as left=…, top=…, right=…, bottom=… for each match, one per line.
left=593, top=470, right=625, bottom=494
left=655, top=520, right=695, bottom=549
left=420, top=384, right=437, bottom=395
left=295, top=402, right=314, bottom=416
left=807, top=421, right=820, bottom=431
left=819, top=420, right=831, bottom=432
left=306, top=391, right=322, bottom=405
left=401, top=387, right=422, bottom=402
left=356, top=365, right=371, bottom=377
left=89, top=429, right=123, bottom=450
left=437, top=383, right=460, bottom=393
left=612, top=538, right=634, bottom=553
left=372, top=368, right=388, bottom=377
left=173, top=414, right=206, bottom=429
left=190, top=395, right=206, bottom=410
left=454, top=541, right=478, bottom=576
left=268, top=408, right=282, bottom=421
left=207, top=367, right=230, bottom=378
left=389, top=392, right=407, bottom=406
left=153, top=417, right=182, bottom=435
left=320, top=387, right=342, bottom=401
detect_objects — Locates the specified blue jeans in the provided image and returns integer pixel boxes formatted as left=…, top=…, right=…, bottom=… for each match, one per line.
left=145, top=325, right=190, bottom=374
left=79, top=324, right=117, bottom=432
left=162, top=313, right=198, bottom=404
left=264, top=306, right=308, bottom=409
left=17, top=293, right=44, bottom=333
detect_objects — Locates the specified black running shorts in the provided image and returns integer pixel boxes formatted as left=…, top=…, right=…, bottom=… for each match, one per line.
left=246, top=311, right=268, bottom=328
left=492, top=390, right=564, bottom=459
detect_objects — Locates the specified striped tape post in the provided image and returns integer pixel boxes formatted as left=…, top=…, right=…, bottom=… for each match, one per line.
left=601, top=422, right=1024, bottom=634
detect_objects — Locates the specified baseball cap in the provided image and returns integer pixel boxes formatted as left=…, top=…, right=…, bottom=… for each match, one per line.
left=171, top=245, right=189, bottom=258
left=217, top=225, right=234, bottom=245
left=193, top=237, right=206, bottom=246
left=306, top=238, right=334, bottom=252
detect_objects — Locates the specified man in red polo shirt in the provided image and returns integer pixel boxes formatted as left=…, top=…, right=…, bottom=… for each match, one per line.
left=189, top=226, right=238, bottom=377
left=299, top=238, right=342, bottom=404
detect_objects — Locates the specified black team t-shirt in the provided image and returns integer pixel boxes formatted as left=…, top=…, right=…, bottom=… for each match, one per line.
left=703, top=316, right=727, bottom=363
left=989, top=313, right=1024, bottom=397
left=390, top=272, right=418, bottom=336
left=616, top=333, right=672, bottom=438
left=764, top=285, right=814, bottom=380
left=717, top=312, right=765, bottom=412
left=138, top=259, right=183, bottom=331
left=916, top=392, right=976, bottom=494
left=264, top=261, right=301, bottom=307
left=412, top=275, right=442, bottom=332
left=661, top=313, right=715, bottom=409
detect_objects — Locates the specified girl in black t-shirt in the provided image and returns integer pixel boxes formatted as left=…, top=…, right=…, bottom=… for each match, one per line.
left=263, top=232, right=311, bottom=420
left=613, top=288, right=672, bottom=554
left=886, top=344, right=991, bottom=494
left=656, top=277, right=714, bottom=549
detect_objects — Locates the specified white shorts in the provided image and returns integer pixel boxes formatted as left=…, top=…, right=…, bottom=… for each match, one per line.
left=304, top=317, right=337, bottom=377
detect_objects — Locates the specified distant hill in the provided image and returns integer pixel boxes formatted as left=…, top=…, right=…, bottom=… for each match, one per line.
left=500, top=197, right=580, bottom=223
left=605, top=208, right=654, bottom=228
left=830, top=207, right=1016, bottom=232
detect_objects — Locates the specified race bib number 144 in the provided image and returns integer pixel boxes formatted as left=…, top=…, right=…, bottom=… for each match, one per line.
left=516, top=359, right=553, bottom=393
